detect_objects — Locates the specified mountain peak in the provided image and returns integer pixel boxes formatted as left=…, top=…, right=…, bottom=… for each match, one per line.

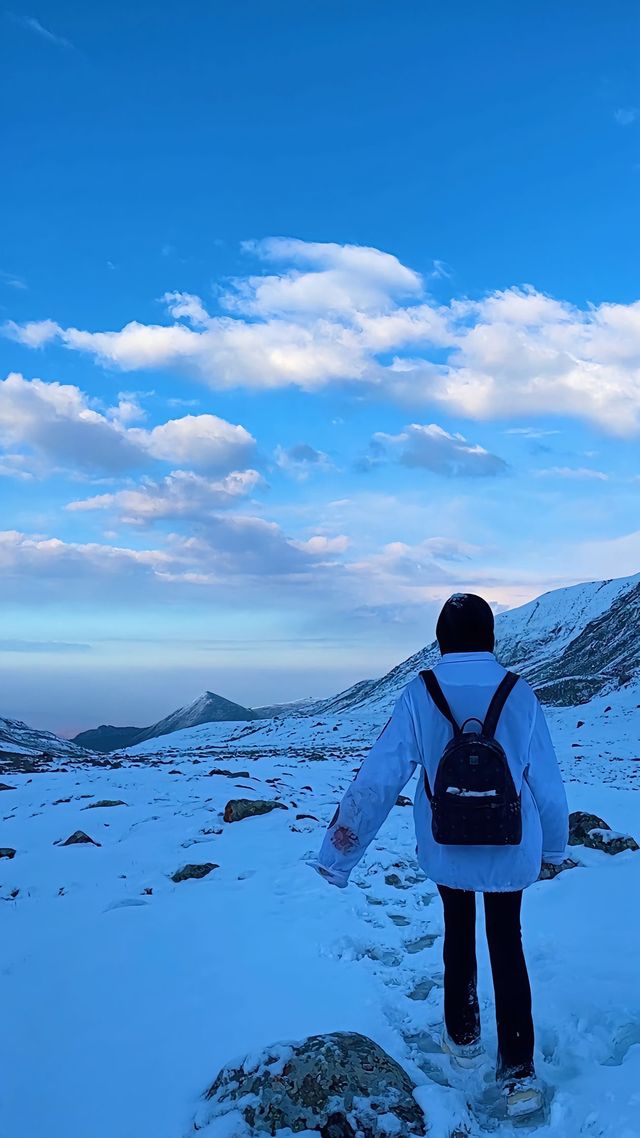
left=130, top=689, right=255, bottom=747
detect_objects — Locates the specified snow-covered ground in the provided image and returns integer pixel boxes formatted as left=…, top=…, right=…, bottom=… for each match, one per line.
left=2, top=694, right=639, bottom=1138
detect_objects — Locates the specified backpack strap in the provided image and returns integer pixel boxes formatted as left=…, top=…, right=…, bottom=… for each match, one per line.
left=420, top=670, right=461, bottom=736
left=481, top=671, right=520, bottom=739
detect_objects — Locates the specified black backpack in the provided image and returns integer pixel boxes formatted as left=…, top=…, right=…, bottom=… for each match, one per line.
left=420, top=669, right=522, bottom=846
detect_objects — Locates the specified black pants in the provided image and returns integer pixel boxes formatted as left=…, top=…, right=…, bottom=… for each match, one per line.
left=437, top=885, right=535, bottom=1080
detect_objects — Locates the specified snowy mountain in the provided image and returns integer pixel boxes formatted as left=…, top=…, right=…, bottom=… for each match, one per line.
left=290, top=571, right=640, bottom=718
left=0, top=715, right=89, bottom=765
left=130, top=690, right=256, bottom=746
left=71, top=692, right=257, bottom=753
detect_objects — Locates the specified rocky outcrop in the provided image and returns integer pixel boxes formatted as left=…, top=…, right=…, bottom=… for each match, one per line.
left=583, top=829, right=639, bottom=856
left=569, top=811, right=610, bottom=845
left=569, top=811, right=638, bottom=855
left=196, top=1031, right=426, bottom=1136
left=223, top=799, right=287, bottom=824
left=171, top=862, right=218, bottom=883
left=59, top=831, right=100, bottom=847
left=0, top=847, right=16, bottom=859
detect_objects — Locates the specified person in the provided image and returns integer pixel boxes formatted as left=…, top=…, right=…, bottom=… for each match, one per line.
left=310, top=593, right=568, bottom=1120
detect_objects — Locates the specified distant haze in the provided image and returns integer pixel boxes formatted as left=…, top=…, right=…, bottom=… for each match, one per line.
left=0, top=655, right=413, bottom=737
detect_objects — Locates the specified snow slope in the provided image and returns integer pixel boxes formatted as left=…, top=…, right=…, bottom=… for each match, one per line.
left=2, top=683, right=640, bottom=1138
left=0, top=715, right=90, bottom=765
left=289, top=572, right=640, bottom=718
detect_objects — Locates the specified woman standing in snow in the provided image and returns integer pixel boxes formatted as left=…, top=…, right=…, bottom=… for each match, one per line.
left=311, top=593, right=569, bottom=1120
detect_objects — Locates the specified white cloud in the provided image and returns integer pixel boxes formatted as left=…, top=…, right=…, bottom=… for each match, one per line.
left=292, top=534, right=350, bottom=555
left=10, top=13, right=74, bottom=49
left=162, top=291, right=210, bottom=327
left=226, top=237, right=422, bottom=316
left=7, top=318, right=61, bottom=347
left=0, top=270, right=27, bottom=291
left=370, top=423, right=508, bottom=477
left=505, top=427, right=561, bottom=439
left=614, top=107, right=638, bottom=126
left=0, top=373, right=256, bottom=475
left=5, top=241, right=640, bottom=433
left=108, top=393, right=147, bottom=425
left=138, top=413, right=255, bottom=471
left=0, top=454, right=34, bottom=480
left=535, top=466, right=609, bottom=481
left=274, top=442, right=333, bottom=479
left=0, top=513, right=348, bottom=603
left=67, top=469, right=264, bottom=523
left=0, top=372, right=143, bottom=473
left=0, top=530, right=170, bottom=596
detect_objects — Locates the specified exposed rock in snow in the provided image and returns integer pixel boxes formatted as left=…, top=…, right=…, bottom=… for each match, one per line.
left=171, top=863, right=218, bottom=883
left=583, top=828, right=639, bottom=855
left=58, top=831, right=100, bottom=847
left=223, top=799, right=288, bottom=823
left=567, top=811, right=638, bottom=855
left=82, top=799, right=127, bottom=810
left=569, top=811, right=611, bottom=844
left=207, top=768, right=251, bottom=779
left=539, top=858, right=579, bottom=880
left=195, top=1031, right=426, bottom=1137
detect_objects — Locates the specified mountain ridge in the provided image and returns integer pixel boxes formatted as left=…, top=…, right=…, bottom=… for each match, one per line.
left=7, top=570, right=640, bottom=758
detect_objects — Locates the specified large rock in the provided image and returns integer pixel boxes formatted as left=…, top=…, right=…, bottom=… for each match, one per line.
left=568, top=811, right=638, bottom=855
left=171, top=862, right=219, bottom=883
left=583, top=828, right=639, bottom=856
left=196, top=1031, right=426, bottom=1136
left=0, top=847, right=16, bottom=859
left=223, top=799, right=287, bottom=824
left=59, top=831, right=101, bottom=847
left=568, top=811, right=610, bottom=845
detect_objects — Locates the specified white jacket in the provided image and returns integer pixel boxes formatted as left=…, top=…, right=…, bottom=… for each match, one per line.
left=314, top=651, right=569, bottom=893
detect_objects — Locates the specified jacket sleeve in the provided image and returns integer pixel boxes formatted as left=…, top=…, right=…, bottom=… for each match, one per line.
left=526, top=696, right=569, bottom=864
left=312, top=690, right=422, bottom=886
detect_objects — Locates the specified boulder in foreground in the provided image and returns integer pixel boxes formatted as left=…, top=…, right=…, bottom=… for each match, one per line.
left=568, top=811, right=610, bottom=845
left=196, top=1031, right=426, bottom=1136
left=583, top=828, right=639, bottom=855
left=223, top=799, right=287, bottom=824
left=569, top=811, right=638, bottom=855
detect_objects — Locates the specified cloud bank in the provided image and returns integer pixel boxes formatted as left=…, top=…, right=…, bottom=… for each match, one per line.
left=5, top=238, right=640, bottom=434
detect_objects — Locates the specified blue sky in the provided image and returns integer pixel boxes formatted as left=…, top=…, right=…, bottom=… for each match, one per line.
left=1, top=1, right=639, bottom=733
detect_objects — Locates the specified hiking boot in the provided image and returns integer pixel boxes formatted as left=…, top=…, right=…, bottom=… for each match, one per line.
left=501, top=1076, right=544, bottom=1119
left=441, top=1027, right=484, bottom=1068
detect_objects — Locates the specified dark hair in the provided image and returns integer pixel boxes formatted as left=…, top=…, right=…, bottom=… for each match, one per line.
left=435, top=593, right=495, bottom=654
